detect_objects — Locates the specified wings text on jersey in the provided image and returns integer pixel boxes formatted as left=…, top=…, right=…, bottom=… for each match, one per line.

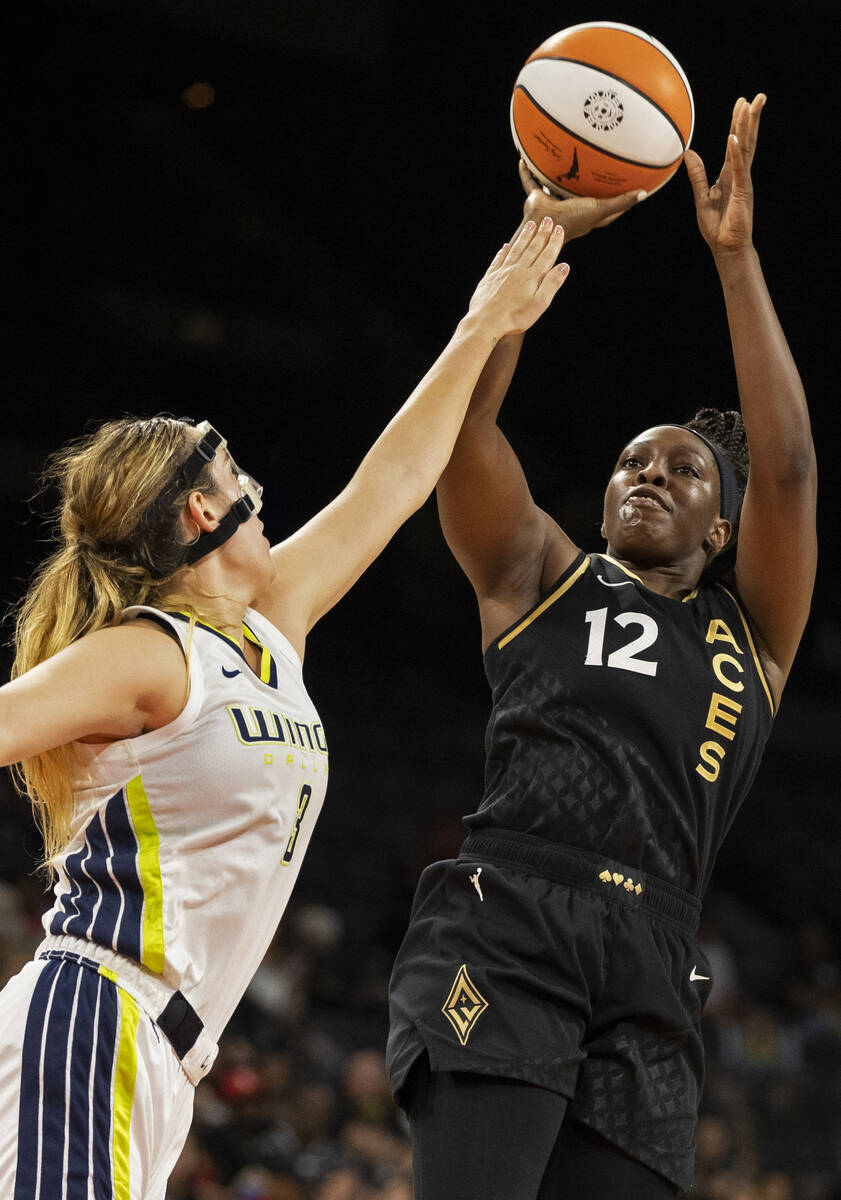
left=226, top=706, right=328, bottom=754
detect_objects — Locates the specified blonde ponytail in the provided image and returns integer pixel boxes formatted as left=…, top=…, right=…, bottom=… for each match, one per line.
left=10, top=416, right=218, bottom=870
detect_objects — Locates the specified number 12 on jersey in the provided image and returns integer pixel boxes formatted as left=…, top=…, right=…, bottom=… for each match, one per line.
left=584, top=608, right=659, bottom=677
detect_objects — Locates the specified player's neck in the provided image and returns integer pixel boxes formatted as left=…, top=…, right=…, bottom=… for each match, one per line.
left=603, top=552, right=704, bottom=600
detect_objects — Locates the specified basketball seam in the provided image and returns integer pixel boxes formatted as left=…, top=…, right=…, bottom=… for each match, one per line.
left=517, top=58, right=691, bottom=150
left=513, top=85, right=685, bottom=171
left=526, top=22, right=694, bottom=113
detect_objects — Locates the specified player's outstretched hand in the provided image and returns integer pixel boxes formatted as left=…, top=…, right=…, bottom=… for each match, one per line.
left=684, top=94, right=765, bottom=255
left=467, top=217, right=569, bottom=339
left=519, top=159, right=644, bottom=241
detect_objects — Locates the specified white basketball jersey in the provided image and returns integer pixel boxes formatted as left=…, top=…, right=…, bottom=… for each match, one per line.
left=40, top=606, right=328, bottom=1042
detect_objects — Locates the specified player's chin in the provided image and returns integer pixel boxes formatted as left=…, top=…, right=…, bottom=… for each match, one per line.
left=610, top=525, right=675, bottom=566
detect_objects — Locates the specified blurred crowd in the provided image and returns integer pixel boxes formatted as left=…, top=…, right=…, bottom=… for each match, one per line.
left=3, top=867, right=841, bottom=1200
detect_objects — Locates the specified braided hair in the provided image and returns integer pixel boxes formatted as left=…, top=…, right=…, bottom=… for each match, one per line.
left=683, top=407, right=749, bottom=577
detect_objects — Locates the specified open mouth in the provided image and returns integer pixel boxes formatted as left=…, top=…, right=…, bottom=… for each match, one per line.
left=626, top=495, right=664, bottom=508
left=625, top=489, right=669, bottom=511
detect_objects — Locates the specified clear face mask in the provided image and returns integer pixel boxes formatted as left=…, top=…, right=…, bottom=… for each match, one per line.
left=182, top=421, right=265, bottom=565
left=193, top=420, right=264, bottom=517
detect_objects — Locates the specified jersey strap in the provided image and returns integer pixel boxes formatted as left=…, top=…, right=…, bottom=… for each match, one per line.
left=167, top=611, right=279, bottom=689
left=496, top=553, right=590, bottom=651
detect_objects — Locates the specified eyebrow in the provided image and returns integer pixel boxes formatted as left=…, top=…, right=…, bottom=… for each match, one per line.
left=621, top=439, right=710, bottom=462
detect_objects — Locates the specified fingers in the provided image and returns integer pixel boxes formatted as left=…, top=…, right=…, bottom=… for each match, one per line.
left=528, top=216, right=565, bottom=267
left=516, top=259, right=571, bottom=332
left=505, top=215, right=560, bottom=266
left=727, top=93, right=765, bottom=174
left=728, top=96, right=743, bottom=142
left=683, top=148, right=710, bottom=200
left=486, top=241, right=511, bottom=272
left=531, top=220, right=566, bottom=274
left=737, top=92, right=765, bottom=158
left=599, top=188, right=647, bottom=218
left=725, top=104, right=761, bottom=193
left=518, top=158, right=542, bottom=196
left=503, top=218, right=538, bottom=264
left=534, top=261, right=571, bottom=312
left=588, top=187, right=646, bottom=229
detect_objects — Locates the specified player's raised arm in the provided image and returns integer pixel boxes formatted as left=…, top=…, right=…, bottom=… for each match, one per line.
left=253, top=219, right=569, bottom=654
left=436, top=176, right=643, bottom=649
left=684, top=95, right=817, bottom=699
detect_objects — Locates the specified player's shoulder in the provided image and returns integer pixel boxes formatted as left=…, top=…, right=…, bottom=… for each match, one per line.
left=76, top=616, right=187, bottom=681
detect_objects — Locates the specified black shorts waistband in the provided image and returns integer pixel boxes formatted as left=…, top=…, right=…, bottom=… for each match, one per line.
left=459, top=829, right=700, bottom=935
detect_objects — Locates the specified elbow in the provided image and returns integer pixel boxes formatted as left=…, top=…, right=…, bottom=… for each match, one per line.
left=400, top=468, right=437, bottom=517
left=751, top=440, right=817, bottom=494
left=776, top=445, right=818, bottom=492
left=743, top=449, right=817, bottom=529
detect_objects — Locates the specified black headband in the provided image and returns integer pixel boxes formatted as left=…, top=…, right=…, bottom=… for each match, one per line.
left=667, top=425, right=742, bottom=526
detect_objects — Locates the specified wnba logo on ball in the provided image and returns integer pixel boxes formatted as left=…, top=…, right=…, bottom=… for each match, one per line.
left=584, top=89, right=624, bottom=132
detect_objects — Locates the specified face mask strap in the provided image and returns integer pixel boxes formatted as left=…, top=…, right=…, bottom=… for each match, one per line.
left=176, top=424, right=224, bottom=490
left=160, top=421, right=263, bottom=567
left=184, top=495, right=259, bottom=566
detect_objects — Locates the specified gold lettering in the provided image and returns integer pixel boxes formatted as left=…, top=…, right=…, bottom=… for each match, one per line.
left=712, top=653, right=744, bottom=693
left=696, top=740, right=725, bottom=781
left=705, top=619, right=743, bottom=655
left=286, top=754, right=295, bottom=766
left=705, top=693, right=742, bottom=741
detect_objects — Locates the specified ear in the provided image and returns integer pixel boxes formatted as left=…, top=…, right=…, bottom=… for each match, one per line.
left=183, top=489, right=221, bottom=540
left=600, top=522, right=607, bottom=540
left=703, top=516, right=733, bottom=559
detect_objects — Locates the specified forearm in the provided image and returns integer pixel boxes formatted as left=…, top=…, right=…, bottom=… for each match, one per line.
left=458, top=331, right=525, bottom=429
left=715, top=246, right=815, bottom=484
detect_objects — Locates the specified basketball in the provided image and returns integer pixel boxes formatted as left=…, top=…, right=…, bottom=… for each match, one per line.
left=510, top=21, right=694, bottom=199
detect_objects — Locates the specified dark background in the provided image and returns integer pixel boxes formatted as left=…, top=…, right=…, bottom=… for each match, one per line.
left=2, top=0, right=838, bottom=954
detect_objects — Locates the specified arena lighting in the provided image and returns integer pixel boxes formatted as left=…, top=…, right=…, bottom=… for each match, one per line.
left=181, top=82, right=215, bottom=109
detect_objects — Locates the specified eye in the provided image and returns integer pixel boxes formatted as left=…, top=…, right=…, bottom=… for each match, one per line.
left=621, top=455, right=642, bottom=468
left=676, top=463, right=701, bottom=478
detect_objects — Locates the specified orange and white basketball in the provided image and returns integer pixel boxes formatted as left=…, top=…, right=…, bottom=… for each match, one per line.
left=510, top=21, right=694, bottom=198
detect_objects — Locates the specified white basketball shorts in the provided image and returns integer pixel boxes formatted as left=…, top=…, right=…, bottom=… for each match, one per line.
left=0, top=953, right=195, bottom=1199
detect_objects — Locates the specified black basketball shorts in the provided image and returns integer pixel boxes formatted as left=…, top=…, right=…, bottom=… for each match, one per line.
left=386, top=828, right=713, bottom=1194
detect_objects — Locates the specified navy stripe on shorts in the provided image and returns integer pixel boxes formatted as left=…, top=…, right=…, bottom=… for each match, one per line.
left=14, top=957, right=122, bottom=1199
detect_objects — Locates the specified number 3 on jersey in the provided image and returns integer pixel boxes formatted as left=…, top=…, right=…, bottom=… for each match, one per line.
left=282, top=783, right=312, bottom=866
left=584, top=608, right=659, bottom=677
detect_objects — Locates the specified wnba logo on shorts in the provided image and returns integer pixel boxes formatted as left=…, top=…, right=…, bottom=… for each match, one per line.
left=442, top=964, right=488, bottom=1045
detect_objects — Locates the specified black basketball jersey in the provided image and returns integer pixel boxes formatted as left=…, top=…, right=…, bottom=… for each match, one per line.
left=465, top=551, right=776, bottom=895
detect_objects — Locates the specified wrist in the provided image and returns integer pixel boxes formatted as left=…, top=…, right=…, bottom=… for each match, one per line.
left=711, top=243, right=759, bottom=276
left=456, top=310, right=504, bottom=348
